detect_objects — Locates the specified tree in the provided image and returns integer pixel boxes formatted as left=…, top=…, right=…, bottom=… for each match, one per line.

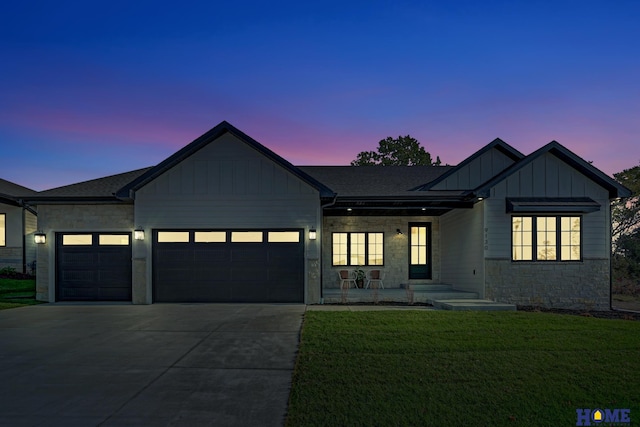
left=351, top=135, right=439, bottom=166
left=612, top=164, right=640, bottom=251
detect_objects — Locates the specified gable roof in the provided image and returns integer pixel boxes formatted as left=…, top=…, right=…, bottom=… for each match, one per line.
left=299, top=165, right=454, bottom=197
left=0, top=178, right=36, bottom=205
left=412, top=138, right=524, bottom=191
left=474, top=141, right=632, bottom=199
left=24, top=168, right=151, bottom=202
left=116, top=121, right=335, bottom=199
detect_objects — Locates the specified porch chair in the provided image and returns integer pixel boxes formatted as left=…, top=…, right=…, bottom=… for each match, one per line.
left=365, top=269, right=384, bottom=289
left=338, top=270, right=357, bottom=289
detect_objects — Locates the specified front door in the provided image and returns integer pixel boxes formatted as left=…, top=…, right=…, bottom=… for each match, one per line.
left=409, top=223, right=431, bottom=279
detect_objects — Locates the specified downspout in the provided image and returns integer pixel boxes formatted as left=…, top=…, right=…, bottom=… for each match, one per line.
left=609, top=200, right=613, bottom=311
left=319, top=194, right=338, bottom=302
left=17, top=200, right=38, bottom=275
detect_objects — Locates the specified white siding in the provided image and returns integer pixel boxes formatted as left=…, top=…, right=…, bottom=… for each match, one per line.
left=133, top=132, right=322, bottom=303
left=440, top=203, right=484, bottom=296
left=486, top=152, right=610, bottom=259
left=432, top=148, right=515, bottom=190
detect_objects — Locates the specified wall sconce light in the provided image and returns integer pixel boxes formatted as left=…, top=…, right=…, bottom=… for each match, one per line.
left=134, top=229, right=145, bottom=241
left=34, top=233, right=46, bottom=244
left=396, top=229, right=403, bottom=235
left=309, top=229, right=317, bottom=240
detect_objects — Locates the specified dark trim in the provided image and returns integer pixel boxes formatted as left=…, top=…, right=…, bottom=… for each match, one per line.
left=19, top=196, right=128, bottom=204
left=330, top=231, right=385, bottom=267
left=408, top=222, right=432, bottom=279
left=411, top=138, right=524, bottom=191
left=510, top=215, right=583, bottom=262
left=506, top=197, right=601, bottom=213
left=116, top=121, right=335, bottom=199
left=476, top=141, right=632, bottom=199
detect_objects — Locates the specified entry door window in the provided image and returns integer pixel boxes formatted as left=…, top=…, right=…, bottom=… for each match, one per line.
left=409, top=223, right=431, bottom=279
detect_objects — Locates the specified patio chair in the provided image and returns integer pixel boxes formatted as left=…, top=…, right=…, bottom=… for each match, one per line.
left=338, top=270, right=357, bottom=289
left=365, top=269, right=384, bottom=289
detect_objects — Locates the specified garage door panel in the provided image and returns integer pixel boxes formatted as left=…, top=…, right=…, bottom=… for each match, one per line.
left=56, top=233, right=132, bottom=302
left=153, top=230, right=303, bottom=303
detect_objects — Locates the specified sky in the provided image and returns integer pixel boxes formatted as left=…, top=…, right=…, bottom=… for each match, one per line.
left=1, top=0, right=639, bottom=191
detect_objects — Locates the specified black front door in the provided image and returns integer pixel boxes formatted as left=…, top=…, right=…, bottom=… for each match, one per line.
left=409, top=223, right=431, bottom=279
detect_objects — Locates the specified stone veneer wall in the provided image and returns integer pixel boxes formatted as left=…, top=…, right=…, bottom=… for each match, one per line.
left=0, top=247, right=22, bottom=270
left=36, top=204, right=134, bottom=302
left=485, top=258, right=610, bottom=310
left=322, top=216, right=440, bottom=289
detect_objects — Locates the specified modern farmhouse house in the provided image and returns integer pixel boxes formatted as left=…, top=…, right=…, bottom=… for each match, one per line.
left=20, top=121, right=630, bottom=309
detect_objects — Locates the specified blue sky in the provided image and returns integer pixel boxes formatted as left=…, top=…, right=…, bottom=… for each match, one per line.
left=1, top=0, right=639, bottom=190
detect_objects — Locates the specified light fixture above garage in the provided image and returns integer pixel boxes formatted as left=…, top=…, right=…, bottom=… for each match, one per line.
left=134, top=229, right=145, bottom=241
left=34, top=233, right=46, bottom=244
left=309, top=229, right=317, bottom=240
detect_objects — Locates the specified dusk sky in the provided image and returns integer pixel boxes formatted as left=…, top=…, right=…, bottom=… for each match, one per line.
left=2, top=1, right=639, bottom=191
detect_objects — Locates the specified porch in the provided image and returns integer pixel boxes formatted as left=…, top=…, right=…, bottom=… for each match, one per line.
left=321, top=284, right=516, bottom=311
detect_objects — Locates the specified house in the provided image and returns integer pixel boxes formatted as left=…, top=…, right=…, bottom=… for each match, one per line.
left=0, top=178, right=37, bottom=273
left=23, top=121, right=631, bottom=309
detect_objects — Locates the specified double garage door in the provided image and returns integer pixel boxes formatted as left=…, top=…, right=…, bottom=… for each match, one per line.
left=152, top=229, right=304, bottom=303
left=56, top=229, right=304, bottom=303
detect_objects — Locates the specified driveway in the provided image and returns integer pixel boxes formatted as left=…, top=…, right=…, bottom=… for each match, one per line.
left=0, top=303, right=305, bottom=427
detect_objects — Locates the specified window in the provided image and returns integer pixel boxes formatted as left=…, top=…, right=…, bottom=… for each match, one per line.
left=62, top=234, right=93, bottom=245
left=157, top=231, right=190, bottom=243
left=99, top=234, right=130, bottom=245
left=195, top=231, right=226, bottom=243
left=268, top=231, right=300, bottom=243
left=512, top=216, right=581, bottom=261
left=409, top=223, right=432, bottom=279
left=0, top=214, right=5, bottom=246
left=231, top=231, right=263, bottom=242
left=332, top=232, right=383, bottom=266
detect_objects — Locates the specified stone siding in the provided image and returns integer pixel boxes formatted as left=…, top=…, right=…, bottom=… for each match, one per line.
left=485, top=258, right=610, bottom=310
left=0, top=247, right=22, bottom=271
left=36, top=204, right=134, bottom=302
left=322, top=216, right=440, bottom=289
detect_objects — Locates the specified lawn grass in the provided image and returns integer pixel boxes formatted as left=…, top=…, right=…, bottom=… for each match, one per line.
left=287, top=311, right=640, bottom=426
left=0, top=278, right=41, bottom=310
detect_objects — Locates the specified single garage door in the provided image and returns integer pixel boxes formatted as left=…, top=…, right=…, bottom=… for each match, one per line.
left=153, top=229, right=304, bottom=303
left=56, top=233, right=132, bottom=301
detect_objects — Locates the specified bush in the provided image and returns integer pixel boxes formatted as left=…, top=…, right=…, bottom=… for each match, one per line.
left=0, top=266, right=34, bottom=280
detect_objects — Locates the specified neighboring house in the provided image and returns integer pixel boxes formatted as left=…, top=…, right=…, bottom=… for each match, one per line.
left=0, top=178, right=37, bottom=273
left=22, top=121, right=631, bottom=309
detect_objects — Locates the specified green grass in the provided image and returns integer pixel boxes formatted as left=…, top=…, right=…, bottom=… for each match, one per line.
left=0, top=278, right=41, bottom=310
left=287, top=311, right=640, bottom=426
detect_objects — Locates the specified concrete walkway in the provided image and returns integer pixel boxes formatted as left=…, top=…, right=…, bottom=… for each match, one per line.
left=0, top=303, right=305, bottom=427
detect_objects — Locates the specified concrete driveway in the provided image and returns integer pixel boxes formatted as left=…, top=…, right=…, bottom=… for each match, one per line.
left=0, top=303, right=305, bottom=427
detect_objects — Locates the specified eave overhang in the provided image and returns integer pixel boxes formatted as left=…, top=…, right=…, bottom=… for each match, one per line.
left=506, top=197, right=601, bottom=214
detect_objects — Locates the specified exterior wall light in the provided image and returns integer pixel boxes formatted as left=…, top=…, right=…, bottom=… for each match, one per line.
left=396, top=229, right=403, bottom=235
left=309, top=229, right=317, bottom=240
left=134, top=229, right=145, bottom=241
left=34, top=233, right=46, bottom=244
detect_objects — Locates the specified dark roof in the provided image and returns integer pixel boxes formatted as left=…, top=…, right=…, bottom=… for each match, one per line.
left=116, top=121, right=335, bottom=199
left=0, top=178, right=36, bottom=198
left=299, top=165, right=454, bottom=197
left=414, top=138, right=524, bottom=191
left=475, top=141, right=632, bottom=199
left=27, top=168, right=151, bottom=201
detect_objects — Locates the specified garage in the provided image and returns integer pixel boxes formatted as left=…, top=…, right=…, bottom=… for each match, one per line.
left=56, top=232, right=132, bottom=301
left=152, top=229, right=304, bottom=303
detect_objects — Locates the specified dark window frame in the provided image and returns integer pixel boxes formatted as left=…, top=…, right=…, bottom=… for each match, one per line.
left=331, top=232, right=385, bottom=266
left=511, top=215, right=582, bottom=262
left=408, top=222, right=432, bottom=280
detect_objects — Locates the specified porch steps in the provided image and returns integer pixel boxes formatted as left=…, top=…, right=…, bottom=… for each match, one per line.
left=431, top=299, right=517, bottom=311
left=321, top=283, right=516, bottom=310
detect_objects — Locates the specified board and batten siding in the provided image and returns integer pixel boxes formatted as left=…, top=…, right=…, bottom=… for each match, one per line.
left=133, top=132, right=322, bottom=303
left=440, top=203, right=484, bottom=296
left=485, top=152, right=610, bottom=260
left=431, top=147, right=515, bottom=190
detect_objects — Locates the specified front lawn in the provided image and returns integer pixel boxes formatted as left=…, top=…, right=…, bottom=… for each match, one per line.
left=287, top=311, right=640, bottom=426
left=0, top=278, right=41, bottom=310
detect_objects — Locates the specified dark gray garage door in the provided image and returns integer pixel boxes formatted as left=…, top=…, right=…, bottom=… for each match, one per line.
left=153, top=230, right=304, bottom=303
left=56, top=233, right=132, bottom=301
